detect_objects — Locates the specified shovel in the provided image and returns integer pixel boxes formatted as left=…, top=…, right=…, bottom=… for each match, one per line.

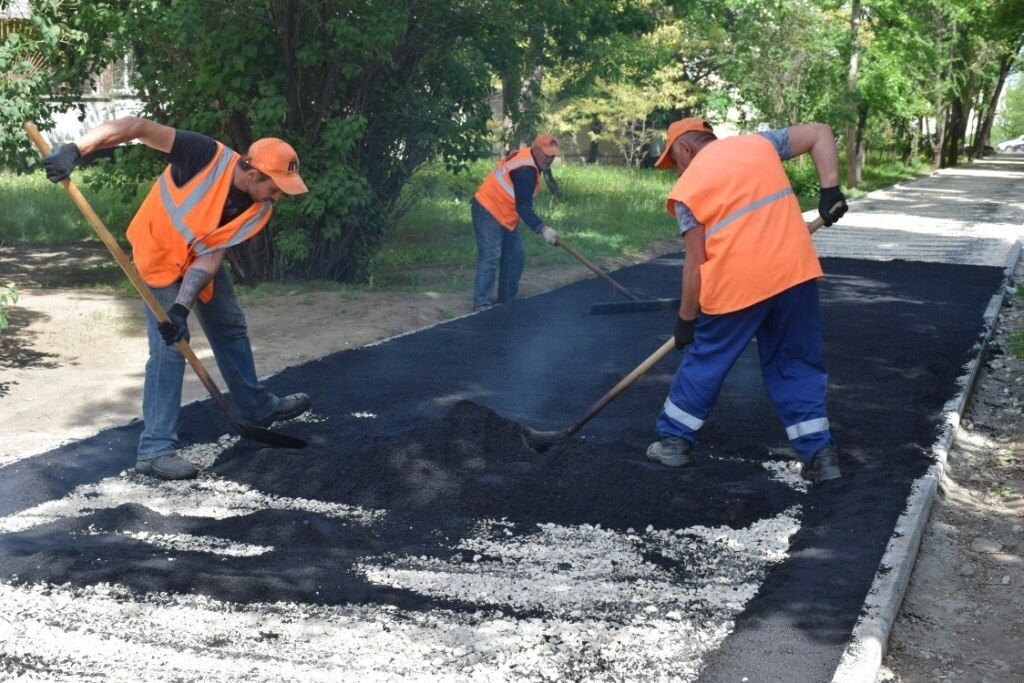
left=554, top=236, right=681, bottom=314
left=526, top=209, right=835, bottom=451
left=24, top=123, right=306, bottom=450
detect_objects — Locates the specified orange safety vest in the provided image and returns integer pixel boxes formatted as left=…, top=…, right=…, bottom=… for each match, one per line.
left=473, top=148, right=540, bottom=230
left=667, top=134, right=822, bottom=315
left=126, top=142, right=273, bottom=302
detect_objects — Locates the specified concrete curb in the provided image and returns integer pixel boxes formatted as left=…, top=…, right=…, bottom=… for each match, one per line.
left=831, top=238, right=1023, bottom=682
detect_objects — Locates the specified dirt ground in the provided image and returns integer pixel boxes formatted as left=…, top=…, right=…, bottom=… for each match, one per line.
left=2, top=241, right=1022, bottom=680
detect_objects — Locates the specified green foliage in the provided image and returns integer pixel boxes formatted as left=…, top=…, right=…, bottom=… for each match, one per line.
left=995, top=75, right=1024, bottom=141
left=544, top=22, right=697, bottom=172
left=0, top=283, right=18, bottom=330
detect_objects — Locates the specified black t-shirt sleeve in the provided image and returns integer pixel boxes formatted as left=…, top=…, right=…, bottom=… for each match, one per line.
left=166, top=131, right=219, bottom=187
left=509, top=165, right=545, bottom=233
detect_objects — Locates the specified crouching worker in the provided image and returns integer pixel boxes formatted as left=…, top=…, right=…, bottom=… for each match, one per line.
left=646, top=118, right=848, bottom=484
left=470, top=134, right=562, bottom=311
left=41, top=117, right=312, bottom=480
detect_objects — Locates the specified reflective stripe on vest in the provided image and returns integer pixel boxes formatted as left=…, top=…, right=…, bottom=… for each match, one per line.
left=473, top=148, right=540, bottom=230
left=493, top=155, right=539, bottom=198
left=191, top=202, right=272, bottom=255
left=157, top=145, right=235, bottom=247
left=704, top=187, right=795, bottom=239
left=667, top=134, right=822, bottom=314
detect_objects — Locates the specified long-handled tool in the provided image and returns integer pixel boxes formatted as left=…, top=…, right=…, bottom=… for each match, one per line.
left=526, top=209, right=835, bottom=451
left=525, top=336, right=676, bottom=451
left=554, top=236, right=680, bottom=314
left=24, top=123, right=306, bottom=449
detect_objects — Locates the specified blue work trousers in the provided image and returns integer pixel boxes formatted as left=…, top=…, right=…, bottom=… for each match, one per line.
left=472, top=198, right=525, bottom=307
left=138, top=267, right=278, bottom=460
left=656, top=279, right=835, bottom=463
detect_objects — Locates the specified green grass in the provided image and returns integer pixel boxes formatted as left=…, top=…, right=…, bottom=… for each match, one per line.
left=0, top=170, right=145, bottom=244
left=371, top=161, right=678, bottom=284
left=2, top=152, right=940, bottom=294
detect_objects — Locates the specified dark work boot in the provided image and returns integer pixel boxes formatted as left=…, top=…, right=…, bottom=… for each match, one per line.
left=646, top=436, right=694, bottom=467
left=135, top=453, right=199, bottom=480
left=801, top=445, right=842, bottom=483
left=254, top=393, right=311, bottom=427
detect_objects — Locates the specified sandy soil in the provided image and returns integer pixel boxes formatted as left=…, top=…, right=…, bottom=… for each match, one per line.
left=2, top=239, right=1022, bottom=680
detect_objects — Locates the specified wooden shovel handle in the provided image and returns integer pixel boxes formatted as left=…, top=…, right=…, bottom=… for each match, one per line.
left=563, top=337, right=676, bottom=438
left=23, top=123, right=243, bottom=426
left=555, top=236, right=639, bottom=301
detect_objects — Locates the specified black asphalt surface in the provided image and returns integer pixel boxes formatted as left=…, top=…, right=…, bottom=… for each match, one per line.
left=0, top=255, right=1004, bottom=680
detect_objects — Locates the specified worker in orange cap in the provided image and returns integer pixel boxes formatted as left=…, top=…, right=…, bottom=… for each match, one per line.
left=646, top=118, right=848, bottom=484
left=470, top=134, right=562, bottom=311
left=41, top=117, right=312, bottom=480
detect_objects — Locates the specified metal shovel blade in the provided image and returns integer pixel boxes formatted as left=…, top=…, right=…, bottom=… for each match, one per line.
left=590, top=297, right=681, bottom=315
left=237, top=422, right=308, bottom=449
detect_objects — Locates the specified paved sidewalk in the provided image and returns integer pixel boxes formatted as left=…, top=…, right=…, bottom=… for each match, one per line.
left=810, top=155, right=1024, bottom=267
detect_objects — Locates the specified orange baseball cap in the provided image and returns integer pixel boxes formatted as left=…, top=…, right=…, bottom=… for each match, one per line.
left=244, top=138, right=308, bottom=195
left=654, top=118, right=715, bottom=169
left=533, top=134, right=560, bottom=155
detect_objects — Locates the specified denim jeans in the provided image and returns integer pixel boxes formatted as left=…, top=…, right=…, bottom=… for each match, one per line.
left=472, top=198, right=525, bottom=307
left=138, top=267, right=278, bottom=460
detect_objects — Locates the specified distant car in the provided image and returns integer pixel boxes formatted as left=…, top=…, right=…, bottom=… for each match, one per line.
left=996, top=135, right=1024, bottom=152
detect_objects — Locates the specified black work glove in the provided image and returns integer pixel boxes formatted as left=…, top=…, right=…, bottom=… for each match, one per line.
left=158, top=303, right=191, bottom=346
left=818, top=186, right=848, bottom=227
left=41, top=143, right=82, bottom=184
left=673, top=316, right=696, bottom=350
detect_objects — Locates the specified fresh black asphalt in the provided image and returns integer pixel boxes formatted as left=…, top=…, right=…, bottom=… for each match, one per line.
left=0, top=254, right=1004, bottom=680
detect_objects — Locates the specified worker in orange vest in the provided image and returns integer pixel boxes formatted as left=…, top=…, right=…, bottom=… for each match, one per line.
left=470, top=135, right=561, bottom=311
left=646, top=118, right=848, bottom=484
left=41, top=117, right=312, bottom=480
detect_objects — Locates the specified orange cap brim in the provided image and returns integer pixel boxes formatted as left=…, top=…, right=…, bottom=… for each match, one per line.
left=269, top=172, right=308, bottom=195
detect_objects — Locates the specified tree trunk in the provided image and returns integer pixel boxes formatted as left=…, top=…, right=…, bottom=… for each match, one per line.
left=844, top=0, right=863, bottom=188
left=971, top=54, right=1013, bottom=158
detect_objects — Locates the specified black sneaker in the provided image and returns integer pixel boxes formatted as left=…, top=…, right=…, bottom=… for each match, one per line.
left=802, top=445, right=842, bottom=483
left=135, top=453, right=199, bottom=480
left=646, top=436, right=694, bottom=467
left=254, top=393, right=311, bottom=427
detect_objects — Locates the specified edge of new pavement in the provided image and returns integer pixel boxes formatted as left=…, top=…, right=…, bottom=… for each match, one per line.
left=831, top=237, right=1023, bottom=682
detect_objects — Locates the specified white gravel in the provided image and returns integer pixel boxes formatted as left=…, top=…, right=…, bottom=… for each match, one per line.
left=0, top=441, right=805, bottom=681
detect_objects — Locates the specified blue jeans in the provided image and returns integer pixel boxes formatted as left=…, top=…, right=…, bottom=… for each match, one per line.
left=656, top=280, right=835, bottom=463
left=138, top=268, right=278, bottom=460
left=472, top=198, right=525, bottom=307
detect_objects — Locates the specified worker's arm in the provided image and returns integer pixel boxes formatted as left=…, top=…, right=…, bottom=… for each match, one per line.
left=674, top=223, right=706, bottom=350
left=787, top=123, right=848, bottom=226
left=510, top=166, right=558, bottom=245
left=157, top=250, right=228, bottom=346
left=40, top=117, right=176, bottom=184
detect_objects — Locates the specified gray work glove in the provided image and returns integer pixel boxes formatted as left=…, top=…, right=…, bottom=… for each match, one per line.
left=41, top=143, right=81, bottom=184
left=540, top=226, right=559, bottom=246
left=158, top=303, right=191, bottom=346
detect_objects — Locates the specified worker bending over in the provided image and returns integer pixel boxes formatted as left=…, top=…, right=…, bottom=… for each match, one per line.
left=41, top=117, right=312, bottom=480
left=646, top=118, right=848, bottom=483
left=470, top=135, right=562, bottom=311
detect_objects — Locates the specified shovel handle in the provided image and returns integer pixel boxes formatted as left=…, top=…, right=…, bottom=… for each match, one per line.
left=807, top=202, right=845, bottom=235
left=563, top=337, right=676, bottom=438
left=23, top=123, right=243, bottom=428
left=555, top=236, right=639, bottom=301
